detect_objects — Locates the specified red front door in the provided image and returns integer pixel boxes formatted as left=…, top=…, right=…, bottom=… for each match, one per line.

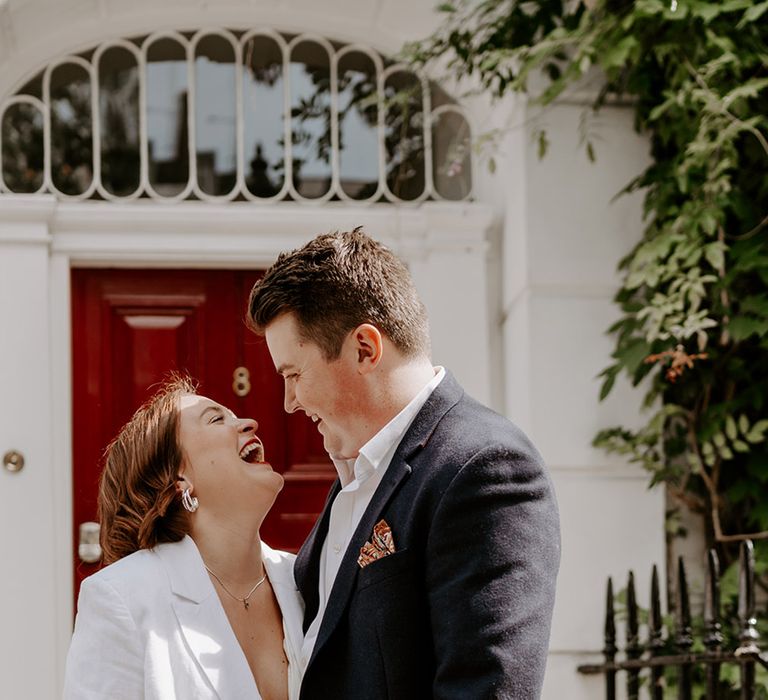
left=71, top=268, right=334, bottom=597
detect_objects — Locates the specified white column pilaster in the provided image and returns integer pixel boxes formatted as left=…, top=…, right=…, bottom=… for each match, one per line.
left=0, top=195, right=60, bottom=699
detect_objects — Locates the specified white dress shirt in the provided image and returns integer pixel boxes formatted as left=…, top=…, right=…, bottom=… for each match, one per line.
left=300, top=366, right=446, bottom=670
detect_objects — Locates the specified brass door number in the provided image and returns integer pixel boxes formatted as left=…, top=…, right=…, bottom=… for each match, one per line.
left=232, top=367, right=251, bottom=397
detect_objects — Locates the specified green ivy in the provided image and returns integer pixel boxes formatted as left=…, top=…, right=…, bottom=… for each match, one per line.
left=407, top=0, right=768, bottom=596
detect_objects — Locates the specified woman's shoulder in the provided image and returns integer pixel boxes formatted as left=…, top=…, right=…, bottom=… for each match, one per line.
left=81, top=538, right=189, bottom=602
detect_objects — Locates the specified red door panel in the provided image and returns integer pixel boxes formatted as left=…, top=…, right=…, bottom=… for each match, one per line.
left=71, top=269, right=335, bottom=600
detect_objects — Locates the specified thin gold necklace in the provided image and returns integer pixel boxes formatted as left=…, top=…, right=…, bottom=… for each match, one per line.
left=204, top=564, right=267, bottom=611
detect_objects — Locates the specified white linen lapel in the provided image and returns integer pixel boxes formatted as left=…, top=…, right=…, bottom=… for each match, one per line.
left=261, top=542, right=304, bottom=660
left=262, top=543, right=305, bottom=699
left=153, top=537, right=260, bottom=700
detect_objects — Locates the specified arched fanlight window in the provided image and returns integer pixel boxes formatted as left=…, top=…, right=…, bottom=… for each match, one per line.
left=0, top=29, right=473, bottom=203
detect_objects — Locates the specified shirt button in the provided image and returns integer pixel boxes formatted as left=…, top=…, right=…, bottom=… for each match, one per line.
left=333, top=544, right=341, bottom=554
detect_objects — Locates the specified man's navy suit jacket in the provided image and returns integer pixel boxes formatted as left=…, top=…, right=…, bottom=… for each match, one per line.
left=295, top=371, right=561, bottom=699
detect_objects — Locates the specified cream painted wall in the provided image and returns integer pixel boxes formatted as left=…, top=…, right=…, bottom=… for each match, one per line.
left=0, top=1, right=665, bottom=698
left=0, top=204, right=62, bottom=699
left=516, top=102, right=664, bottom=700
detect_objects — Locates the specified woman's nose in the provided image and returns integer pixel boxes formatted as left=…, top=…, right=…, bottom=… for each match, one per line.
left=238, top=418, right=258, bottom=434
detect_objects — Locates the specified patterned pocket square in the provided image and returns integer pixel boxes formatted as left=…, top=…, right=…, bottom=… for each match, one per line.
left=357, top=519, right=396, bottom=568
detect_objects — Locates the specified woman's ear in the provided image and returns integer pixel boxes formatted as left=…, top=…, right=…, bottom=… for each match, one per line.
left=175, top=474, right=191, bottom=495
left=353, top=324, right=383, bottom=372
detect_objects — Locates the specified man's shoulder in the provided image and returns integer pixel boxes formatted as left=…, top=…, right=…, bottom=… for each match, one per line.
left=436, top=391, right=541, bottom=460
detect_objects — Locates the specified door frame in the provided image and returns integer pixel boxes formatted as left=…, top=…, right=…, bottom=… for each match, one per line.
left=36, top=196, right=493, bottom=689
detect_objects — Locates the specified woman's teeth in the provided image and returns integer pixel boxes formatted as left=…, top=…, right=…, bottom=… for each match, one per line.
left=239, top=441, right=265, bottom=463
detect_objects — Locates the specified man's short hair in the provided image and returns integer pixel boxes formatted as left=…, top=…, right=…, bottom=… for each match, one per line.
left=247, top=227, right=431, bottom=360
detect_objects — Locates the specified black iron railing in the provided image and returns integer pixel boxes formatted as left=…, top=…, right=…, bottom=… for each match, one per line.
left=578, top=540, right=768, bottom=699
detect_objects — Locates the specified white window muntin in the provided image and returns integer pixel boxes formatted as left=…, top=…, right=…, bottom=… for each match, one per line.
left=0, top=28, right=474, bottom=204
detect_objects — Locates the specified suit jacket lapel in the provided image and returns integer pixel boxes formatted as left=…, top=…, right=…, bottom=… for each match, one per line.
left=295, top=478, right=341, bottom=633
left=308, top=371, right=464, bottom=667
left=154, top=536, right=260, bottom=699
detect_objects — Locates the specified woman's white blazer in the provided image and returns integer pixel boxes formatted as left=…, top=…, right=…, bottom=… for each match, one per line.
left=63, top=536, right=305, bottom=700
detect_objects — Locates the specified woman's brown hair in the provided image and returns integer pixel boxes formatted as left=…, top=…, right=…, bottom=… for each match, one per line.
left=97, top=376, right=197, bottom=565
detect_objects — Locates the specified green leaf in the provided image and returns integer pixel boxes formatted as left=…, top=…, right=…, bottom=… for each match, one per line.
left=722, top=77, right=768, bottom=109
left=537, top=130, right=549, bottom=160
left=733, top=440, right=750, bottom=453
left=615, top=339, right=651, bottom=375
left=719, top=445, right=734, bottom=460
left=738, top=0, right=768, bottom=27
left=746, top=431, right=765, bottom=444
left=691, top=1, right=723, bottom=21
left=739, top=414, right=750, bottom=434
left=437, top=2, right=456, bottom=12
left=713, top=432, right=726, bottom=448
left=729, top=316, right=768, bottom=341
left=740, top=295, right=768, bottom=318
left=688, top=453, right=702, bottom=473
left=599, top=367, right=618, bottom=401
left=753, top=419, right=768, bottom=435
left=701, top=214, right=719, bottom=237
left=704, top=242, right=725, bottom=271
left=702, top=441, right=715, bottom=457
left=718, top=0, right=752, bottom=13
left=726, top=415, right=738, bottom=441
left=600, top=36, right=638, bottom=70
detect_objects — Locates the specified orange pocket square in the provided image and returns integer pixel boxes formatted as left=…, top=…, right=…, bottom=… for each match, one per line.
left=357, top=519, right=396, bottom=568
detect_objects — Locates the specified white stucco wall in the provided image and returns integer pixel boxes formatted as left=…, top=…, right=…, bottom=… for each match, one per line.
left=0, top=1, right=665, bottom=698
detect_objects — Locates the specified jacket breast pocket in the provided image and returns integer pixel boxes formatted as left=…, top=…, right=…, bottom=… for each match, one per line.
left=356, top=548, right=412, bottom=591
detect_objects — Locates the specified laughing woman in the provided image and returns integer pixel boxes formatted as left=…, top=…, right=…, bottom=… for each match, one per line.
left=63, top=377, right=303, bottom=700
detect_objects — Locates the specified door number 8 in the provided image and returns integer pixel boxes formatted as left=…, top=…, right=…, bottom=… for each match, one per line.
left=232, top=367, right=251, bottom=397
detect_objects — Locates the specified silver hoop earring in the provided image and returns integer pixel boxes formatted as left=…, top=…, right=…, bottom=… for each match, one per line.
left=181, top=487, right=199, bottom=513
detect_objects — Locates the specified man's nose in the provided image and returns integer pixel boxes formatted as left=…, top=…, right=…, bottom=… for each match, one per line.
left=284, top=384, right=299, bottom=414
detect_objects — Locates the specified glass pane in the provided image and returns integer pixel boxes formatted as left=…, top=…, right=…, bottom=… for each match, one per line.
left=1, top=103, right=44, bottom=193
left=50, top=63, right=93, bottom=195
left=289, top=41, right=332, bottom=199
left=195, top=35, right=236, bottom=197
left=242, top=35, right=285, bottom=197
left=432, top=110, right=471, bottom=201
left=337, top=52, right=379, bottom=200
left=383, top=70, right=425, bottom=201
left=146, top=38, right=189, bottom=197
left=98, top=47, right=141, bottom=196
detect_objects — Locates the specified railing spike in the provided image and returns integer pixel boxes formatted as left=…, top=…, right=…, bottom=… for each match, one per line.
left=737, top=540, right=759, bottom=654
left=676, top=556, right=693, bottom=700
left=736, top=541, right=759, bottom=700
left=649, top=565, right=665, bottom=700
left=604, top=577, right=617, bottom=700
left=704, top=549, right=723, bottom=699
left=626, top=571, right=641, bottom=699
left=704, top=548, right=723, bottom=648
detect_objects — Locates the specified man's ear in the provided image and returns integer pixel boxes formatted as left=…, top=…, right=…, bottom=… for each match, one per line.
left=352, top=323, right=383, bottom=373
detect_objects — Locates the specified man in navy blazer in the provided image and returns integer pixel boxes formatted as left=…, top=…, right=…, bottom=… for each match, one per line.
left=248, top=228, right=560, bottom=699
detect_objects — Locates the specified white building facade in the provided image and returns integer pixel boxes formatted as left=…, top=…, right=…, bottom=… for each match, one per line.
left=0, top=1, right=663, bottom=698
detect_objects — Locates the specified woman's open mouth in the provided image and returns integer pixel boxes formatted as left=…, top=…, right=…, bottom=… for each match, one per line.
left=239, top=437, right=265, bottom=464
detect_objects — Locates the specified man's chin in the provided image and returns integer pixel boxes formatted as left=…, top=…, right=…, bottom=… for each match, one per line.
left=326, top=442, right=359, bottom=462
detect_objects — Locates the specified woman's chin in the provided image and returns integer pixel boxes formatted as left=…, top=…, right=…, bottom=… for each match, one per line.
left=249, top=465, right=284, bottom=494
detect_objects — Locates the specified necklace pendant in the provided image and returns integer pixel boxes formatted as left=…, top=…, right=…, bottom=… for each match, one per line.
left=243, top=600, right=250, bottom=610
